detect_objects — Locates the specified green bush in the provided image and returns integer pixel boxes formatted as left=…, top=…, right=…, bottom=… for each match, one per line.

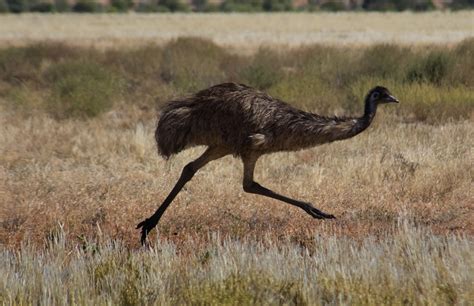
left=406, top=51, right=452, bottom=85
left=110, top=0, right=132, bottom=11
left=6, top=0, right=27, bottom=12
left=72, top=0, right=102, bottom=12
left=0, top=44, right=79, bottom=84
left=135, top=1, right=158, bottom=12
left=263, top=0, right=292, bottom=11
left=160, top=38, right=228, bottom=92
left=240, top=48, right=284, bottom=90
left=270, top=76, right=341, bottom=113
left=359, top=44, right=411, bottom=80
left=449, top=0, right=474, bottom=10
left=45, top=59, right=122, bottom=119
left=0, top=0, right=9, bottom=12
left=320, top=1, right=346, bottom=11
left=450, top=38, right=474, bottom=87
left=158, top=0, right=190, bottom=11
left=29, top=2, right=55, bottom=12
left=220, top=0, right=263, bottom=12
left=362, top=0, right=435, bottom=11
left=54, top=0, right=69, bottom=11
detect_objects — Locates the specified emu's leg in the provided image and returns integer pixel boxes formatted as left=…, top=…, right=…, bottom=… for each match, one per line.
left=137, top=147, right=228, bottom=245
left=242, top=155, right=335, bottom=220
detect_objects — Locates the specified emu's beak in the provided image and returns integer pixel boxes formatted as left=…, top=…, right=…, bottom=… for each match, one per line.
left=386, top=94, right=399, bottom=103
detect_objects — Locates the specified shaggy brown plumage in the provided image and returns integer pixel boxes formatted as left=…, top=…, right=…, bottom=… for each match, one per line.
left=138, top=82, right=399, bottom=245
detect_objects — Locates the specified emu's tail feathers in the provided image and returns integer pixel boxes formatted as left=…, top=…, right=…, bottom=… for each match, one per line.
left=155, top=100, right=196, bottom=159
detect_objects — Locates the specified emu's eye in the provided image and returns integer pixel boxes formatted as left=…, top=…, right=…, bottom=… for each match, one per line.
left=371, top=92, right=380, bottom=100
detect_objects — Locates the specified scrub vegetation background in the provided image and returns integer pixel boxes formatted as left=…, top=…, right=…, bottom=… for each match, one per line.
left=0, top=12, right=473, bottom=305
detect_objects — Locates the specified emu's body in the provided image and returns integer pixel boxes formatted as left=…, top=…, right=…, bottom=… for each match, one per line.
left=137, top=82, right=398, bottom=244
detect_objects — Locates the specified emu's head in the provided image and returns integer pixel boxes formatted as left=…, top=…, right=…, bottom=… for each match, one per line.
left=367, top=86, right=399, bottom=105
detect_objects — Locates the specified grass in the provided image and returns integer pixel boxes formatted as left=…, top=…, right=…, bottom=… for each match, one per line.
left=0, top=12, right=473, bottom=50
left=0, top=39, right=473, bottom=121
left=1, top=222, right=472, bottom=305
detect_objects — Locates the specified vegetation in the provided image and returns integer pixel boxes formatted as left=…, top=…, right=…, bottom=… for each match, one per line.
left=0, top=39, right=472, bottom=121
left=0, top=223, right=472, bottom=304
left=1, top=0, right=473, bottom=13
left=0, top=29, right=472, bottom=304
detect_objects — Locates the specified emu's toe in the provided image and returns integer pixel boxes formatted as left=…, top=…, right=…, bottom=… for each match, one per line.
left=136, top=218, right=157, bottom=245
left=304, top=205, right=335, bottom=220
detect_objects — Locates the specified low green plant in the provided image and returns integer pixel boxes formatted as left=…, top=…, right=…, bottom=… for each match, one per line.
left=29, top=1, right=55, bottom=12
left=160, top=37, right=228, bottom=93
left=263, top=0, right=292, bottom=11
left=72, top=0, right=102, bottom=12
left=45, top=59, right=122, bottom=118
left=240, top=48, right=284, bottom=90
left=406, top=50, right=452, bottom=85
left=54, top=0, right=69, bottom=11
left=0, top=0, right=9, bottom=12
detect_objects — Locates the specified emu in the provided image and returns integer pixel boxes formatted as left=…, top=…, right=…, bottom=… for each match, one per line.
left=137, top=83, right=398, bottom=244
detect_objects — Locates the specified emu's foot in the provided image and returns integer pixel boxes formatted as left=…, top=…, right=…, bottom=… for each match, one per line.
left=136, top=217, right=158, bottom=245
left=304, top=204, right=336, bottom=220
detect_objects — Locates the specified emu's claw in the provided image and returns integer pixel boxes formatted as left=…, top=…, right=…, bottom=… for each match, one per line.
left=304, top=204, right=336, bottom=220
left=136, top=217, right=157, bottom=245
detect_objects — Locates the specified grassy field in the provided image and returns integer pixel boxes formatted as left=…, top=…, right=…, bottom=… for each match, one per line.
left=1, top=13, right=473, bottom=304
left=0, top=12, right=473, bottom=50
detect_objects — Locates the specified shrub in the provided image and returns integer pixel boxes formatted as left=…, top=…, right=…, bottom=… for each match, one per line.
left=406, top=51, right=452, bottom=85
left=263, top=0, right=292, bottom=11
left=6, top=0, right=27, bottom=12
left=449, top=0, right=474, bottom=10
left=45, top=59, right=122, bottom=119
left=110, top=0, right=133, bottom=11
left=72, top=0, right=102, bottom=12
left=160, top=38, right=228, bottom=93
left=240, top=48, right=284, bottom=90
left=29, top=2, right=55, bottom=12
left=0, top=44, right=79, bottom=84
left=135, top=1, right=158, bottom=12
left=320, top=1, right=347, bottom=11
left=158, top=0, right=190, bottom=11
left=0, top=0, right=9, bottom=12
left=450, top=38, right=474, bottom=87
left=362, top=0, right=397, bottom=11
left=362, top=0, right=435, bottom=11
left=192, top=0, right=207, bottom=11
left=359, top=44, right=411, bottom=80
left=270, top=75, right=341, bottom=113
left=54, top=0, right=69, bottom=11
left=220, top=0, right=263, bottom=12
left=350, top=77, right=474, bottom=122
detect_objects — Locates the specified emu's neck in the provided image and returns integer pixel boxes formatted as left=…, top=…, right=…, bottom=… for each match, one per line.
left=307, top=96, right=378, bottom=145
left=354, top=96, right=378, bottom=135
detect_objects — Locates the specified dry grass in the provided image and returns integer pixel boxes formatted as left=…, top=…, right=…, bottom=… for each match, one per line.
left=0, top=12, right=473, bottom=50
left=1, top=106, right=472, bottom=249
left=1, top=222, right=473, bottom=305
